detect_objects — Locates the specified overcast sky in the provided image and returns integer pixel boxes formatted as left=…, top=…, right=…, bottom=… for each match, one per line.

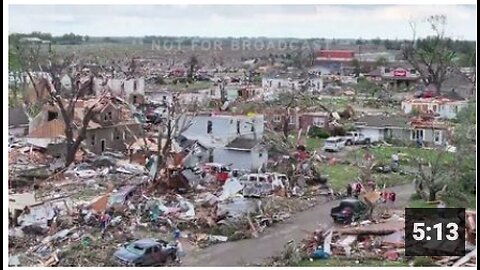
left=8, top=5, right=477, bottom=40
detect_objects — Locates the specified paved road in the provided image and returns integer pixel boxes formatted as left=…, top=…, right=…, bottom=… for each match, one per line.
left=182, top=182, right=414, bottom=266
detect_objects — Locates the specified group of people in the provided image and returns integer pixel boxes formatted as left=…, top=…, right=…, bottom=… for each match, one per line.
left=380, top=191, right=397, bottom=206
left=345, top=182, right=396, bottom=206
left=346, top=182, right=364, bottom=197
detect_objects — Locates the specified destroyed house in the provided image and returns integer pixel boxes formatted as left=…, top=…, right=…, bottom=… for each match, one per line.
left=380, top=65, right=421, bottom=88
left=262, top=73, right=323, bottom=92
left=27, top=97, right=142, bottom=155
left=181, top=113, right=264, bottom=147
left=401, top=91, right=468, bottom=120
left=106, top=77, right=145, bottom=105
left=180, top=113, right=268, bottom=171
left=177, top=136, right=210, bottom=168
left=266, top=108, right=329, bottom=132
left=355, top=114, right=448, bottom=145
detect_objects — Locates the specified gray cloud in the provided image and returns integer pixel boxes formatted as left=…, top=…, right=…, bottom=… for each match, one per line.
left=8, top=5, right=477, bottom=40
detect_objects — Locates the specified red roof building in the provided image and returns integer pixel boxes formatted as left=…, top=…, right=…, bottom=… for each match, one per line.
left=317, top=50, right=355, bottom=62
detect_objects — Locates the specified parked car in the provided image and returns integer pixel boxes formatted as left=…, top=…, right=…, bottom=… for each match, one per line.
left=323, top=137, right=346, bottom=152
left=343, top=132, right=371, bottom=145
left=113, top=239, right=177, bottom=266
left=330, top=198, right=370, bottom=224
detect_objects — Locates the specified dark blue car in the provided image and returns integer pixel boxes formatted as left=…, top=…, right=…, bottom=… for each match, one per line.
left=113, top=239, right=177, bottom=266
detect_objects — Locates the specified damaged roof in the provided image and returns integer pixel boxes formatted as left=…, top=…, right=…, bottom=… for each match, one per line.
left=355, top=115, right=410, bottom=128
left=439, top=90, right=466, bottom=101
left=225, top=137, right=262, bottom=150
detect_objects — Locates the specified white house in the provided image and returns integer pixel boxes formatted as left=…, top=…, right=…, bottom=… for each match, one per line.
left=180, top=113, right=268, bottom=171
left=401, top=93, right=468, bottom=120
left=355, top=114, right=449, bottom=145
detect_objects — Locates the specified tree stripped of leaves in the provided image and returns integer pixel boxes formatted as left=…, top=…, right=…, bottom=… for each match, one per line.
left=152, top=93, right=196, bottom=180
left=186, top=55, right=199, bottom=79
left=414, top=151, right=450, bottom=202
left=403, top=15, right=456, bottom=94
left=18, top=47, right=108, bottom=167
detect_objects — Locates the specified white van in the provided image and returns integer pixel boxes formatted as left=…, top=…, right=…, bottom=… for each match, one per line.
left=323, top=137, right=346, bottom=152
left=238, top=173, right=272, bottom=196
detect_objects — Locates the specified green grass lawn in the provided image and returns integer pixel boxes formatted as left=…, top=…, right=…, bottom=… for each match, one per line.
left=443, top=194, right=477, bottom=209
left=306, top=137, right=325, bottom=152
left=408, top=191, right=476, bottom=209
left=319, top=164, right=359, bottom=191
left=349, top=146, right=455, bottom=166
left=317, top=96, right=351, bottom=111
left=298, top=258, right=409, bottom=267
left=375, top=172, right=413, bottom=188
left=407, top=194, right=438, bottom=208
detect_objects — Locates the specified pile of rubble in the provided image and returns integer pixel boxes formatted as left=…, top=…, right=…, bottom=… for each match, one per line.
left=302, top=212, right=405, bottom=262
left=297, top=209, right=477, bottom=267
left=9, top=140, right=330, bottom=266
left=431, top=209, right=476, bottom=267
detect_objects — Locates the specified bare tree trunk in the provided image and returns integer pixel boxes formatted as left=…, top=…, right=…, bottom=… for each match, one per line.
left=434, top=81, right=442, bottom=95
left=428, top=190, right=437, bottom=202
left=282, top=114, right=290, bottom=142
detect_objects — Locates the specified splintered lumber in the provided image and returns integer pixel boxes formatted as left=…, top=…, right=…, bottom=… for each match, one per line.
left=434, top=256, right=460, bottom=265
left=323, top=229, right=333, bottom=254
left=452, top=249, right=477, bottom=267
left=337, top=228, right=396, bottom=235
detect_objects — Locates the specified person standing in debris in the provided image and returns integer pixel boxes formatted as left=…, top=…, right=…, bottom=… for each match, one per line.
left=416, top=137, right=423, bottom=148
left=355, top=182, right=362, bottom=195
left=391, top=152, right=400, bottom=170
left=382, top=191, right=389, bottom=204
left=346, top=184, right=353, bottom=197
left=53, top=206, right=61, bottom=217
left=389, top=192, right=396, bottom=208
left=173, top=229, right=184, bottom=264
left=100, top=211, right=111, bottom=238
left=174, top=229, right=181, bottom=240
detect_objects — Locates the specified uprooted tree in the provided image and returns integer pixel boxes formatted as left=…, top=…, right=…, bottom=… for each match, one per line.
left=403, top=15, right=456, bottom=95
left=18, top=46, right=108, bottom=167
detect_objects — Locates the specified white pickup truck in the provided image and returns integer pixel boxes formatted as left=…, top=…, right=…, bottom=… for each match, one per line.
left=343, top=132, right=371, bottom=145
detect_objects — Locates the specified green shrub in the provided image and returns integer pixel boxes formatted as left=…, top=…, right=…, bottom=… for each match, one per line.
left=308, top=126, right=330, bottom=139
left=413, top=256, right=436, bottom=266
